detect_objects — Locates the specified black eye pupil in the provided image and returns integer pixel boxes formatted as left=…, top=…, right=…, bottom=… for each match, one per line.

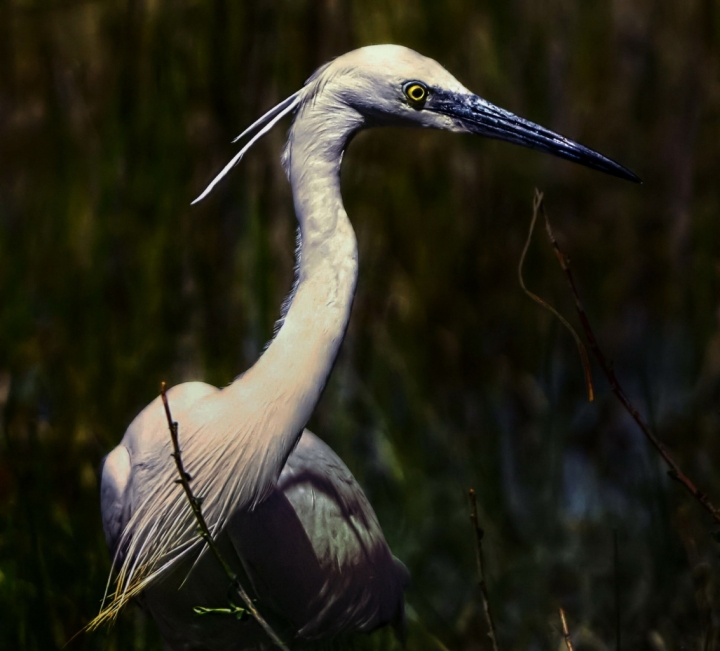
left=404, top=83, right=427, bottom=106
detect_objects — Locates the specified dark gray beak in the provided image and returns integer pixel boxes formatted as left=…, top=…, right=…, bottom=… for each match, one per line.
left=427, top=90, right=640, bottom=183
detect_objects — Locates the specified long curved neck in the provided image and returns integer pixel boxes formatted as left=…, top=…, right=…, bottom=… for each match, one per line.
left=227, top=100, right=362, bottom=467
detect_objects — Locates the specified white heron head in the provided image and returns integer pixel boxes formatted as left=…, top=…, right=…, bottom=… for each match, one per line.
left=193, top=44, right=638, bottom=203
left=295, top=45, right=470, bottom=132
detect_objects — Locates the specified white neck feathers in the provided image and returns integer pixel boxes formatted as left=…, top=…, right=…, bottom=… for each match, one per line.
left=225, top=95, right=363, bottom=485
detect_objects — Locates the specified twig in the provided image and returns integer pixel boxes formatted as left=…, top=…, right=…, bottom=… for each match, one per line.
left=558, top=608, right=575, bottom=651
left=468, top=488, right=500, bottom=651
left=519, top=191, right=594, bottom=402
left=532, top=189, right=720, bottom=526
left=160, top=382, right=289, bottom=651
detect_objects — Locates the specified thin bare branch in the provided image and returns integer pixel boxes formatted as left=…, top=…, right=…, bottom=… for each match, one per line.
left=469, top=488, right=500, bottom=651
left=558, top=608, right=574, bottom=651
left=532, top=190, right=720, bottom=526
left=160, top=382, right=289, bottom=651
left=519, top=190, right=594, bottom=402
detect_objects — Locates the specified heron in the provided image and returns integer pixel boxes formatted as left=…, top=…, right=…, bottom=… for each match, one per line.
left=96, top=44, right=638, bottom=650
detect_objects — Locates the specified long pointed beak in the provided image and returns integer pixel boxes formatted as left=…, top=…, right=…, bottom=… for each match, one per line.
left=427, top=90, right=640, bottom=183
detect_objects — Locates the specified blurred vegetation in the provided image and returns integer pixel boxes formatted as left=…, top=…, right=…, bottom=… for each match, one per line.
left=1, top=0, right=720, bottom=649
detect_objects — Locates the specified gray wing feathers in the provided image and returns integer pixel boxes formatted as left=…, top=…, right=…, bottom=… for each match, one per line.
left=276, top=431, right=407, bottom=639
left=225, top=430, right=406, bottom=642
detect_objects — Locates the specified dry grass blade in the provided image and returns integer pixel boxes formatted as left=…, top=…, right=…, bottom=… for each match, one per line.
left=468, top=488, right=500, bottom=651
left=160, top=382, right=290, bottom=651
left=559, top=608, right=574, bottom=651
left=534, top=191, right=720, bottom=526
left=519, top=190, right=594, bottom=402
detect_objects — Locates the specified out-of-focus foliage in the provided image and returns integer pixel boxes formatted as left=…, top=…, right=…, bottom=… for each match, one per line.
left=1, top=0, right=720, bottom=649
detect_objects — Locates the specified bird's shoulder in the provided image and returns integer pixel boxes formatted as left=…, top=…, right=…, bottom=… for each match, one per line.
left=120, top=381, right=219, bottom=454
left=278, top=430, right=378, bottom=531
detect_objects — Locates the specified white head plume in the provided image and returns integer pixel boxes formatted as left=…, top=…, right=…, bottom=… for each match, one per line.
left=191, top=90, right=302, bottom=204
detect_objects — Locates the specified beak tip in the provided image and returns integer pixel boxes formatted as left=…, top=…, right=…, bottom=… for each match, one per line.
left=620, top=169, right=642, bottom=185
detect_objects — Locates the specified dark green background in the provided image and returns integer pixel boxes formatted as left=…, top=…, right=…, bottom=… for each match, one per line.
left=1, top=0, right=720, bottom=649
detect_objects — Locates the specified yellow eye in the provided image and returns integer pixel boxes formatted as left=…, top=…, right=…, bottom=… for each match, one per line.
left=404, top=82, right=428, bottom=106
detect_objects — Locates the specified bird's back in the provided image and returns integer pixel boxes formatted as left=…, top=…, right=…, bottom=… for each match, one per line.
left=102, top=421, right=407, bottom=650
left=230, top=431, right=408, bottom=641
